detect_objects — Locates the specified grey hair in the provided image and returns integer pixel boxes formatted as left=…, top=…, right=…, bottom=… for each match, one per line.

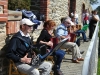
left=62, top=16, right=71, bottom=23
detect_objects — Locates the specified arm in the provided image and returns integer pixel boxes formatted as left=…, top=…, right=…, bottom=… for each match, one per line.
left=93, top=15, right=99, bottom=21
left=56, top=27, right=70, bottom=40
left=37, top=29, right=53, bottom=47
left=6, top=38, right=21, bottom=62
left=6, top=38, right=32, bottom=64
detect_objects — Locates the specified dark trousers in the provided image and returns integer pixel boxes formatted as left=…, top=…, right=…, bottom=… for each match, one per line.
left=55, top=50, right=65, bottom=70
left=76, top=30, right=87, bottom=41
left=89, top=25, right=96, bottom=39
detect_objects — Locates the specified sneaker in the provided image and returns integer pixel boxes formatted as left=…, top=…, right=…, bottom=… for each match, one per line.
left=84, top=39, right=89, bottom=42
left=56, top=69, right=63, bottom=75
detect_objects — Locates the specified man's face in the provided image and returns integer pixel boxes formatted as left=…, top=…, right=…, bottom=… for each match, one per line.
left=24, top=24, right=33, bottom=33
left=64, top=20, right=71, bottom=27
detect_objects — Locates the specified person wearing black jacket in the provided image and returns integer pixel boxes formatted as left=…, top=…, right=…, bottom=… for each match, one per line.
left=6, top=18, right=52, bottom=75
left=89, top=10, right=99, bottom=39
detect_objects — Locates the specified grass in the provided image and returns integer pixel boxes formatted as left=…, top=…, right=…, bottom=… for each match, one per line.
left=97, top=55, right=100, bottom=75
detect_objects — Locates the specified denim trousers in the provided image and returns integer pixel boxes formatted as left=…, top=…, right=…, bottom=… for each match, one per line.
left=76, top=30, right=87, bottom=40
left=55, top=50, right=66, bottom=70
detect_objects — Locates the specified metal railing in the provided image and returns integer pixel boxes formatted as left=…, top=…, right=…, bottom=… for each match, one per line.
left=82, top=22, right=99, bottom=75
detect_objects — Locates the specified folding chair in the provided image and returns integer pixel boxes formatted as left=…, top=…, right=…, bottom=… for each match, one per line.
left=9, top=60, right=26, bottom=75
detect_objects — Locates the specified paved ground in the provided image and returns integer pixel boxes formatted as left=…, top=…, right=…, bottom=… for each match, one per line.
left=60, top=40, right=90, bottom=75
left=60, top=29, right=90, bottom=75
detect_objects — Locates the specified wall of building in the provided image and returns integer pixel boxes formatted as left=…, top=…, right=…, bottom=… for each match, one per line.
left=48, top=0, right=69, bottom=25
left=30, top=0, right=92, bottom=26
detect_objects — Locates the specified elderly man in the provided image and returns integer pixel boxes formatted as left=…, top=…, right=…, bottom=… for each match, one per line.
left=56, top=17, right=84, bottom=63
left=6, top=18, right=52, bottom=75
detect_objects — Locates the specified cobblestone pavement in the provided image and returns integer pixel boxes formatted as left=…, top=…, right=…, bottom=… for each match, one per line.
left=60, top=41, right=90, bottom=75
left=60, top=29, right=90, bottom=75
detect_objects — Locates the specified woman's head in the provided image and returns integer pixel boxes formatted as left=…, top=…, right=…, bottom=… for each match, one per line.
left=93, top=10, right=98, bottom=15
left=43, top=20, right=56, bottom=30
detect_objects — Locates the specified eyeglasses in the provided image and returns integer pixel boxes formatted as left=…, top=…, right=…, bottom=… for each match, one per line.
left=65, top=22, right=71, bottom=24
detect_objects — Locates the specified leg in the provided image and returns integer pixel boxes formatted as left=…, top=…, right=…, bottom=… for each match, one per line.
left=89, top=25, right=94, bottom=39
left=38, top=61, right=52, bottom=75
left=15, top=63, right=40, bottom=75
left=55, top=50, right=65, bottom=69
left=61, top=42, right=82, bottom=61
left=76, top=30, right=87, bottom=41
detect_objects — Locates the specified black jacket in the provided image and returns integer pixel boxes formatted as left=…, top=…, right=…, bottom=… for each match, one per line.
left=6, top=31, right=31, bottom=63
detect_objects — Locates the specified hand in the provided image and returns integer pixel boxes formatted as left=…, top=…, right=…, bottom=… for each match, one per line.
left=21, top=53, right=32, bottom=64
left=46, top=41, right=53, bottom=47
left=66, top=35, right=71, bottom=41
left=46, top=49, right=50, bottom=53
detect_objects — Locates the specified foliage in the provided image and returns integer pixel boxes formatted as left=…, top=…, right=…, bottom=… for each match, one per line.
left=8, top=0, right=31, bottom=10
left=97, top=49, right=100, bottom=75
left=90, top=0, right=98, bottom=5
left=96, top=6, right=100, bottom=17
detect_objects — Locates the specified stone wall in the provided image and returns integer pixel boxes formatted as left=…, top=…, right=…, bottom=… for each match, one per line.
left=48, top=0, right=69, bottom=25
left=30, top=0, right=92, bottom=25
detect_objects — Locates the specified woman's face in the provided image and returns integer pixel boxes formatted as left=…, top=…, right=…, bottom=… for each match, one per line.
left=94, top=11, right=97, bottom=15
left=48, top=24, right=55, bottom=30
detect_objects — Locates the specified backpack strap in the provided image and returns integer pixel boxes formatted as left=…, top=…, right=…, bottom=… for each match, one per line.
left=13, top=36, right=30, bottom=50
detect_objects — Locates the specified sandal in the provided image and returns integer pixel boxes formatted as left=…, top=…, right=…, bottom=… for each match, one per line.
left=77, top=58, right=84, bottom=61
left=72, top=59, right=80, bottom=63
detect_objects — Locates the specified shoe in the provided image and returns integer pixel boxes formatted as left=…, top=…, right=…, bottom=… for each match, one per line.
left=80, top=51, right=84, bottom=54
left=77, top=58, right=84, bottom=61
left=72, top=59, right=80, bottom=63
left=84, top=39, right=89, bottom=42
left=55, top=69, right=63, bottom=75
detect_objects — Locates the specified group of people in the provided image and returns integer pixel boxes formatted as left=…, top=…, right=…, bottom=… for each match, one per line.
left=71, top=9, right=99, bottom=40
left=6, top=9, right=99, bottom=75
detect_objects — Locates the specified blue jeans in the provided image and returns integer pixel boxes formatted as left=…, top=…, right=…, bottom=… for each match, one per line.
left=76, top=30, right=87, bottom=41
left=55, top=50, right=66, bottom=70
left=39, top=49, right=65, bottom=70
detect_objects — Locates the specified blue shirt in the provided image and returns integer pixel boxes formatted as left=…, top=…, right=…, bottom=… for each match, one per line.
left=56, top=24, right=68, bottom=38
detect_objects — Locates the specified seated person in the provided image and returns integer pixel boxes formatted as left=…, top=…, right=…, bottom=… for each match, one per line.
left=6, top=18, right=52, bottom=75
left=71, top=16, right=88, bottom=42
left=55, top=17, right=84, bottom=63
left=36, top=20, right=66, bottom=75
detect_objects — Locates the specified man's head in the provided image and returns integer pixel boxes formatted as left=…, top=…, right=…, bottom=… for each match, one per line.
left=20, top=18, right=36, bottom=34
left=62, top=17, right=72, bottom=27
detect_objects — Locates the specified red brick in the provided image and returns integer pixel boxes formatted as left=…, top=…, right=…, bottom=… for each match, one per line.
left=0, top=17, right=7, bottom=22
left=0, top=14, right=8, bottom=17
left=0, top=1, right=7, bottom=5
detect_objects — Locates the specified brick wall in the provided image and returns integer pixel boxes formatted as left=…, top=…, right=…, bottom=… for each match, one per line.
left=0, top=0, right=8, bottom=22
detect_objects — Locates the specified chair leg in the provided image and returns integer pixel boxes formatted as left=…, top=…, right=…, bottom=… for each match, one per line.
left=66, top=48, right=70, bottom=54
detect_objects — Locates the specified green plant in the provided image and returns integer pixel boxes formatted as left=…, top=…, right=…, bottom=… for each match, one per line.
left=97, top=55, right=100, bottom=75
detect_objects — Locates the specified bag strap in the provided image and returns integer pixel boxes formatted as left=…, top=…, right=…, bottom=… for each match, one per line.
left=13, top=36, right=30, bottom=52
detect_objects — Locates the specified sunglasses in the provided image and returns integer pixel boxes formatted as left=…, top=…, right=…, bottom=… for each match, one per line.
left=66, top=22, right=71, bottom=24
left=24, top=24, right=33, bottom=27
